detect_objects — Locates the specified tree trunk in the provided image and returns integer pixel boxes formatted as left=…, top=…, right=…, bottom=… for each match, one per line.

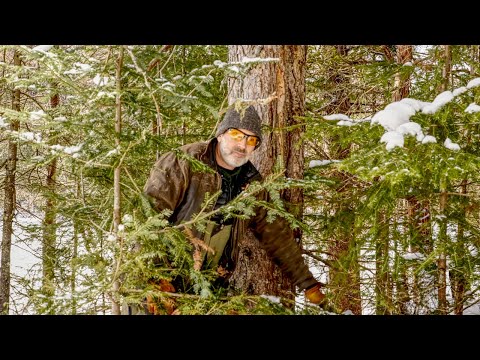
left=41, top=87, right=59, bottom=314
left=71, top=215, right=79, bottom=314
left=437, top=191, right=448, bottom=314
left=111, top=46, right=124, bottom=315
left=226, top=45, right=306, bottom=302
left=470, top=45, right=479, bottom=75
left=392, top=46, right=414, bottom=314
left=0, top=50, right=21, bottom=315
left=407, top=197, right=432, bottom=314
left=392, top=45, right=412, bottom=102
left=323, top=45, right=362, bottom=314
left=436, top=45, right=452, bottom=315
left=449, top=180, right=468, bottom=315
left=440, top=45, right=452, bottom=93
left=375, top=212, right=391, bottom=314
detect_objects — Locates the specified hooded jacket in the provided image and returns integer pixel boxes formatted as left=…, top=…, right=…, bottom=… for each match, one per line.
left=143, top=138, right=317, bottom=291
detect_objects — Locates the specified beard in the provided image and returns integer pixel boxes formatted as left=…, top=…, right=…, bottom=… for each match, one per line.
left=218, top=138, right=249, bottom=168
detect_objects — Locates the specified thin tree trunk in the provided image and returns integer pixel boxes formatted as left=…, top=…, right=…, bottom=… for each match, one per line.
left=436, top=45, right=451, bottom=315
left=324, top=45, right=362, bottom=314
left=450, top=179, right=468, bottom=315
left=111, top=46, right=124, bottom=315
left=41, top=87, right=59, bottom=314
left=470, top=45, right=479, bottom=75
left=0, top=50, right=20, bottom=314
left=407, top=197, right=432, bottom=314
left=70, top=175, right=82, bottom=314
left=392, top=45, right=412, bottom=102
left=440, top=45, right=452, bottom=93
left=437, top=191, right=448, bottom=314
left=227, top=45, right=306, bottom=302
left=392, top=46, right=414, bottom=314
left=71, top=217, right=78, bottom=314
left=375, top=212, right=391, bottom=314
left=395, top=251, right=409, bottom=314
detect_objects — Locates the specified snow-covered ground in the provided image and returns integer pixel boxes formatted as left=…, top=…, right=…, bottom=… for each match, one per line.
left=3, top=209, right=42, bottom=314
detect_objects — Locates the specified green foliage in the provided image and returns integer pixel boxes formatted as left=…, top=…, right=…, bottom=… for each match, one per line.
left=1, top=45, right=234, bottom=314
left=4, top=44, right=480, bottom=314
left=117, top=169, right=313, bottom=314
left=303, top=45, right=480, bottom=314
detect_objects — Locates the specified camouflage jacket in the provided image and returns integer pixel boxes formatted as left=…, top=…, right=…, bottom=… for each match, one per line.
left=143, top=138, right=317, bottom=291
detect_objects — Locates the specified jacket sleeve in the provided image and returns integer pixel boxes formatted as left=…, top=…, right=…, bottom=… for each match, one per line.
left=143, top=151, right=189, bottom=214
left=250, top=192, right=318, bottom=291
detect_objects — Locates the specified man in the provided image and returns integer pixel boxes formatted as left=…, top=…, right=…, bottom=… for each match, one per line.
left=139, top=105, right=325, bottom=314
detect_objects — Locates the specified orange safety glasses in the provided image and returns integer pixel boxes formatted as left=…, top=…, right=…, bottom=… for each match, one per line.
left=226, top=128, right=260, bottom=147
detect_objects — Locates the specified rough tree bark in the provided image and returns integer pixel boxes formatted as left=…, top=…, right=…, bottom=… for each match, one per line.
left=226, top=45, right=307, bottom=303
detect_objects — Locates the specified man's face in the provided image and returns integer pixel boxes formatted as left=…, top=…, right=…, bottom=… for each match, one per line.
left=216, top=128, right=259, bottom=169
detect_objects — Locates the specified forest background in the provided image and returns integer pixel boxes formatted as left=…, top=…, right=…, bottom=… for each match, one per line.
left=1, top=45, right=480, bottom=315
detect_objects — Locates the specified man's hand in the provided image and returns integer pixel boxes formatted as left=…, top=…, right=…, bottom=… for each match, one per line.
left=304, top=282, right=326, bottom=306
